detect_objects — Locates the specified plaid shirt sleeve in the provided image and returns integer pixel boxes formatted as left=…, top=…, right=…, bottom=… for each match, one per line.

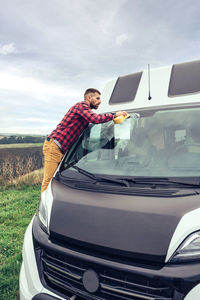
left=77, top=103, right=113, bottom=124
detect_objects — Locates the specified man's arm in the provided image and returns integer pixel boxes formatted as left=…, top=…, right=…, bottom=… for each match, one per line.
left=77, top=104, right=128, bottom=124
left=77, top=105, right=113, bottom=124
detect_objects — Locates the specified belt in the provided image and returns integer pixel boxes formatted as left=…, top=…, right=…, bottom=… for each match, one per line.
left=46, top=137, right=63, bottom=153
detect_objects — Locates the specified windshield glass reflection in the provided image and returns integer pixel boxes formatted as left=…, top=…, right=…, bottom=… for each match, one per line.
left=63, top=107, right=200, bottom=177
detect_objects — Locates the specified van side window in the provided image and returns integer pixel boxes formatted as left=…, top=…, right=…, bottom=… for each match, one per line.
left=109, top=72, right=142, bottom=104
left=168, top=60, right=200, bottom=97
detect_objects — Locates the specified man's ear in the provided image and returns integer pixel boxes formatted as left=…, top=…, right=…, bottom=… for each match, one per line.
left=87, top=94, right=92, bottom=102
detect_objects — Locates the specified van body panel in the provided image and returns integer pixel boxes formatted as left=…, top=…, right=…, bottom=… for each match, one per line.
left=32, top=215, right=200, bottom=300
left=98, top=62, right=200, bottom=114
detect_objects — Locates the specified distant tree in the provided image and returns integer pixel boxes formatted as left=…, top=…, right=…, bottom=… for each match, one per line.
left=8, top=136, right=17, bottom=144
left=0, top=137, right=8, bottom=144
left=0, top=135, right=45, bottom=144
left=17, top=136, right=23, bottom=143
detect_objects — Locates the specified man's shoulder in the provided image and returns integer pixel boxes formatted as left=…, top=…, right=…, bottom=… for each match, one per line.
left=73, top=101, right=89, bottom=109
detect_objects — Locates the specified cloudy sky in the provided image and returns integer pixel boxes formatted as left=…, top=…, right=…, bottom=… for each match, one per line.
left=0, top=0, right=200, bottom=135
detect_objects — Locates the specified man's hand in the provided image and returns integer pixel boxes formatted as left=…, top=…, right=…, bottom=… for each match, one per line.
left=112, top=111, right=130, bottom=124
left=115, top=111, right=128, bottom=117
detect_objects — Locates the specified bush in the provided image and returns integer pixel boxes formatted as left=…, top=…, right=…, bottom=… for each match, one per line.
left=0, top=147, right=43, bottom=185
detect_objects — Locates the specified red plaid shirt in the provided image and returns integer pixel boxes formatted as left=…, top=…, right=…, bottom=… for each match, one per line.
left=49, top=101, right=113, bottom=153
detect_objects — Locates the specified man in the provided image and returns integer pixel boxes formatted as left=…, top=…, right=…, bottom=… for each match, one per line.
left=41, top=88, right=127, bottom=192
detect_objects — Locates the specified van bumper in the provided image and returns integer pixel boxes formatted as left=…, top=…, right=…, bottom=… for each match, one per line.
left=21, top=215, right=200, bottom=300
left=32, top=293, right=63, bottom=300
left=19, top=216, right=66, bottom=300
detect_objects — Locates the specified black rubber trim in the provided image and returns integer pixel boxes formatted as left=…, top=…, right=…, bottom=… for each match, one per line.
left=32, top=293, right=65, bottom=300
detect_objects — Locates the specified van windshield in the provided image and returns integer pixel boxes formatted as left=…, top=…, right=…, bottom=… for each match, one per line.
left=62, top=107, right=200, bottom=177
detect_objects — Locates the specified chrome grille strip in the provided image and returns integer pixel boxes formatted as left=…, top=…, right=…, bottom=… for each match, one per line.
left=44, top=271, right=74, bottom=289
left=100, top=274, right=169, bottom=292
left=45, top=252, right=86, bottom=271
left=101, top=283, right=171, bottom=300
left=42, top=258, right=82, bottom=280
left=102, top=289, right=172, bottom=300
left=44, top=272, right=103, bottom=300
left=42, top=251, right=173, bottom=300
left=45, top=267, right=83, bottom=287
left=101, top=289, right=143, bottom=300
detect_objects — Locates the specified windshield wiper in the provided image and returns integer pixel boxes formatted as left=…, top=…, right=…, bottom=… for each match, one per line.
left=68, top=165, right=130, bottom=187
left=117, top=177, right=200, bottom=188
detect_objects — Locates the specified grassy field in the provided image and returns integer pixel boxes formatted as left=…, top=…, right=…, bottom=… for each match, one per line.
left=0, top=177, right=42, bottom=299
left=0, top=143, right=43, bottom=149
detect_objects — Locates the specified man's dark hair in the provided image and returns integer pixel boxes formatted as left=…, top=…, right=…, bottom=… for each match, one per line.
left=84, top=88, right=101, bottom=98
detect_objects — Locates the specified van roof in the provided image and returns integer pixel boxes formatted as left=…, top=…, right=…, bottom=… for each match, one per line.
left=98, top=60, right=200, bottom=113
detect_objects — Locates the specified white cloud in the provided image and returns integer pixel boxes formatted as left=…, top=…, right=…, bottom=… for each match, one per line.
left=16, top=118, right=56, bottom=123
left=115, top=34, right=130, bottom=46
left=0, top=42, right=17, bottom=55
left=0, top=0, right=200, bottom=134
left=0, top=71, right=80, bottom=98
left=0, top=126, right=49, bottom=135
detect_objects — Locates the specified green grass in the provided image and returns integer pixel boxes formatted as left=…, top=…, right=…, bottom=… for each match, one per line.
left=0, top=143, right=43, bottom=149
left=0, top=184, right=41, bottom=300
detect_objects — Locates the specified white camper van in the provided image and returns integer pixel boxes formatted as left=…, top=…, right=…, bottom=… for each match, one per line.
left=20, top=60, right=200, bottom=300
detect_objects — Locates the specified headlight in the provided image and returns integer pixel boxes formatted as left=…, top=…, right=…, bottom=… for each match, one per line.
left=38, top=193, right=48, bottom=233
left=170, top=231, right=200, bottom=263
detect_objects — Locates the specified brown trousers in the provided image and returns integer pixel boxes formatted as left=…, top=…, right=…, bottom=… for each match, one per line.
left=41, top=139, right=64, bottom=192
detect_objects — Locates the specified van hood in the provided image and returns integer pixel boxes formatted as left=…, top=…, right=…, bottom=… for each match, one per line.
left=49, top=179, right=200, bottom=263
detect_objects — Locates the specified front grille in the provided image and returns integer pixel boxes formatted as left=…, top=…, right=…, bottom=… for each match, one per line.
left=40, top=249, right=174, bottom=300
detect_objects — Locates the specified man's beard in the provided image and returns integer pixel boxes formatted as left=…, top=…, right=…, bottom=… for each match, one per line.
left=90, top=103, right=98, bottom=109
